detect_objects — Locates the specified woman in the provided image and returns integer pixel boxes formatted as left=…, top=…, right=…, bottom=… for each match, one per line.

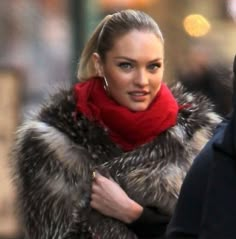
left=13, top=9, right=221, bottom=239
left=166, top=56, right=236, bottom=239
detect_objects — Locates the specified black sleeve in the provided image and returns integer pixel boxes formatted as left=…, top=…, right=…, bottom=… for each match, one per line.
left=166, top=120, right=228, bottom=239
left=127, top=206, right=170, bottom=238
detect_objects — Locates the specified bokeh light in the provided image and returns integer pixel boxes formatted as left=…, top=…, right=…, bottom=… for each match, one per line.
left=183, top=14, right=211, bottom=37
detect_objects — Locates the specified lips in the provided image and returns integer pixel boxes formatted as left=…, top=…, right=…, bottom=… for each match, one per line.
left=128, top=91, right=149, bottom=101
left=128, top=90, right=149, bottom=95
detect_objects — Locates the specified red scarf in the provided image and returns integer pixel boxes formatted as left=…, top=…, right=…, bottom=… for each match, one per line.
left=74, top=77, right=179, bottom=151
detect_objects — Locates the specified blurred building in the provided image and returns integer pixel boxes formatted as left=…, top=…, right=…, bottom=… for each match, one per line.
left=0, top=1, right=73, bottom=238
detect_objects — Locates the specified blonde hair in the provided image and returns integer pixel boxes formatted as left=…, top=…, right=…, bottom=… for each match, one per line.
left=77, top=9, right=164, bottom=81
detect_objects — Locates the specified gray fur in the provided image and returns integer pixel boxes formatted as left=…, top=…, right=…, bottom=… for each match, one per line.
left=12, top=83, right=221, bottom=239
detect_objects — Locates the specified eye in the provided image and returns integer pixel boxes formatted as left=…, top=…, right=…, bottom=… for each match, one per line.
left=118, top=62, right=133, bottom=70
left=148, top=63, right=162, bottom=71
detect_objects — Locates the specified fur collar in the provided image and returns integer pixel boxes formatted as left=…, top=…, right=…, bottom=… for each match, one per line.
left=14, top=82, right=222, bottom=238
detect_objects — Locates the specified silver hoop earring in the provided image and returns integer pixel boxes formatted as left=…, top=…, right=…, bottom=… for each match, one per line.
left=103, top=76, right=110, bottom=95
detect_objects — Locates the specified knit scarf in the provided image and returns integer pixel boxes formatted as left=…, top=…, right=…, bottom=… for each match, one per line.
left=74, top=77, right=179, bottom=151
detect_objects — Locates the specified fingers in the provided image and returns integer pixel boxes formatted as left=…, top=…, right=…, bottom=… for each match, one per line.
left=90, top=191, right=102, bottom=212
left=90, top=172, right=106, bottom=211
left=91, top=171, right=96, bottom=182
left=91, top=171, right=104, bottom=194
left=91, top=172, right=114, bottom=197
left=92, top=171, right=112, bottom=183
left=92, top=170, right=101, bottom=182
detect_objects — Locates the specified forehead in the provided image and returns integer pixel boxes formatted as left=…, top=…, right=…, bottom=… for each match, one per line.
left=107, top=30, right=164, bottom=59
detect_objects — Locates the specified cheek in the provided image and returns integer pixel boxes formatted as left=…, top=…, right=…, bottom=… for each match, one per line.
left=110, top=80, right=128, bottom=93
left=152, top=75, right=162, bottom=86
left=107, top=72, right=130, bottom=89
left=150, top=77, right=163, bottom=96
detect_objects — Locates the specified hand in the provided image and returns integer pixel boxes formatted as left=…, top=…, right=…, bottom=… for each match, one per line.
left=90, top=172, right=143, bottom=223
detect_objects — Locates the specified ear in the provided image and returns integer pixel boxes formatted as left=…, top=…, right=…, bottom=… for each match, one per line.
left=92, top=53, right=104, bottom=76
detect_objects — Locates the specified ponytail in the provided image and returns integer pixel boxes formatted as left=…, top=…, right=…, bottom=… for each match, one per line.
left=77, top=15, right=112, bottom=81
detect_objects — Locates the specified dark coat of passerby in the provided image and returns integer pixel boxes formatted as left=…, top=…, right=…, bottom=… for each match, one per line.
left=166, top=55, right=236, bottom=239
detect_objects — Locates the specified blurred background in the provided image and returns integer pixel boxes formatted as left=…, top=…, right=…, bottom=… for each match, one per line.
left=0, top=0, right=235, bottom=238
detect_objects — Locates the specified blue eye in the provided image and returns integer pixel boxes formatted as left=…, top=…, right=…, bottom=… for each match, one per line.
left=118, top=62, right=133, bottom=70
left=148, top=63, right=161, bottom=71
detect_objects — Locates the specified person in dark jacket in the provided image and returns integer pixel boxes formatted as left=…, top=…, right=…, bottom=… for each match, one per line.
left=166, top=55, right=236, bottom=239
left=12, top=9, right=221, bottom=239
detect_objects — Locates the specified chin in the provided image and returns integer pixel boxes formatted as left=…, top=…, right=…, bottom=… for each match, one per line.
left=129, top=105, right=148, bottom=112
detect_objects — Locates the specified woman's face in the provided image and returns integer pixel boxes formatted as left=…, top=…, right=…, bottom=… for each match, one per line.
left=95, top=30, right=164, bottom=111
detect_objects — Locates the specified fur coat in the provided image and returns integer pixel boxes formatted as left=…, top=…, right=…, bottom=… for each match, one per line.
left=13, top=82, right=221, bottom=239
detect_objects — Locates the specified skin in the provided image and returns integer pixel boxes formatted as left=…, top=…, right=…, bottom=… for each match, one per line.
left=91, top=172, right=142, bottom=223
left=93, top=30, right=164, bottom=111
left=91, top=30, right=164, bottom=223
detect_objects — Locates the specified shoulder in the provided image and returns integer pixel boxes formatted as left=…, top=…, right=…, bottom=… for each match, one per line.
left=37, top=86, right=76, bottom=123
left=170, top=81, right=219, bottom=117
left=170, top=81, right=222, bottom=130
left=14, top=85, right=118, bottom=162
left=12, top=86, right=95, bottom=178
left=14, top=86, right=78, bottom=155
left=168, top=82, right=222, bottom=153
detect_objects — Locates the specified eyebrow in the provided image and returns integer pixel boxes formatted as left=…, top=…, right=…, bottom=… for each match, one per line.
left=114, top=56, right=163, bottom=63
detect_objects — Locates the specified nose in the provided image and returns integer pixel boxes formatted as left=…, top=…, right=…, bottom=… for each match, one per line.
left=134, top=69, right=149, bottom=87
